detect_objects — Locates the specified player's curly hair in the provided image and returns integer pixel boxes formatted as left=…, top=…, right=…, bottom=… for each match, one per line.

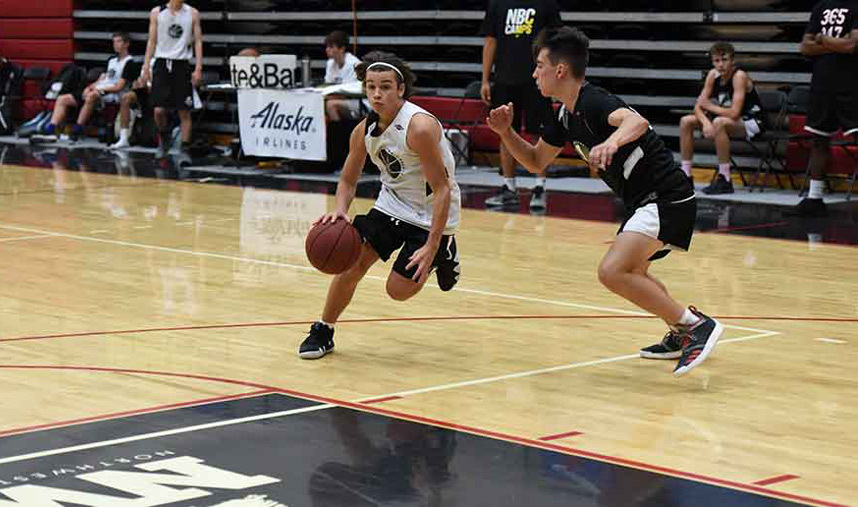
left=710, top=42, right=735, bottom=58
left=533, top=25, right=589, bottom=79
left=355, top=51, right=416, bottom=98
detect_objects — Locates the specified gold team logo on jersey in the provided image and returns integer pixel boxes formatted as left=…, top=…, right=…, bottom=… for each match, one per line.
left=504, top=8, right=536, bottom=37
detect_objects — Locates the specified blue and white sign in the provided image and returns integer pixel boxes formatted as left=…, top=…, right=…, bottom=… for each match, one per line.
left=237, top=88, right=326, bottom=161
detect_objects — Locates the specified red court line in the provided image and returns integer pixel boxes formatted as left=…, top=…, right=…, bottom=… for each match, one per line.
left=1, top=313, right=856, bottom=343
left=360, top=395, right=403, bottom=405
left=539, top=430, right=584, bottom=441
left=0, top=389, right=274, bottom=438
left=754, top=474, right=801, bottom=486
left=0, top=364, right=844, bottom=507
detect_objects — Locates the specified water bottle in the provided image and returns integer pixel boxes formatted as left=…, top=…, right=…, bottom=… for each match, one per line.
left=301, top=54, right=311, bottom=87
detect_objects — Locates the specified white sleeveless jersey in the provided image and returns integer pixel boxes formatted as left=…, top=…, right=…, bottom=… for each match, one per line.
left=155, top=3, right=194, bottom=61
left=96, top=55, right=132, bottom=91
left=365, top=101, right=461, bottom=234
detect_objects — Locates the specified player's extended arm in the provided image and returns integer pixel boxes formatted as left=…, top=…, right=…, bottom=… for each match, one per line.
left=405, top=114, right=451, bottom=282
left=480, top=36, right=497, bottom=105
left=192, top=8, right=203, bottom=85
left=333, top=120, right=368, bottom=215
left=142, top=8, right=158, bottom=82
left=694, top=70, right=716, bottom=125
left=410, top=114, right=450, bottom=250
left=589, top=108, right=650, bottom=170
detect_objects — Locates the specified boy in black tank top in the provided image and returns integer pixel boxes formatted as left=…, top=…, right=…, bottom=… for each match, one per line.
left=678, top=42, right=763, bottom=194
left=487, top=26, right=723, bottom=377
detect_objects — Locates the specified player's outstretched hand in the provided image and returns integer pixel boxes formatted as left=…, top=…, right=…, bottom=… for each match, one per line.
left=313, top=211, right=350, bottom=226
left=487, top=102, right=514, bottom=134
left=588, top=140, right=618, bottom=171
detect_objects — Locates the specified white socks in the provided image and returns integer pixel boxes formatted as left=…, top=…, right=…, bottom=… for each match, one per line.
left=504, top=177, right=517, bottom=191
left=680, top=160, right=692, bottom=177
left=678, top=308, right=700, bottom=327
left=808, top=179, right=824, bottom=199
left=535, top=177, right=547, bottom=189
left=718, top=163, right=731, bottom=179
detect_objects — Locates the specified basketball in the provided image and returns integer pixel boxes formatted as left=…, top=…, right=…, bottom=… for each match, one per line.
left=305, top=219, right=362, bottom=274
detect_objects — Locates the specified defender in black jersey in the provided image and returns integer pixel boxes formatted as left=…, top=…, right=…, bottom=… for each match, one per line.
left=486, top=26, right=723, bottom=377
left=679, top=42, right=764, bottom=195
left=796, top=0, right=858, bottom=216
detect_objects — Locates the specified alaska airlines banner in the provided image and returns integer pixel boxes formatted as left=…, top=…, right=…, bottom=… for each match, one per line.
left=237, top=88, right=326, bottom=160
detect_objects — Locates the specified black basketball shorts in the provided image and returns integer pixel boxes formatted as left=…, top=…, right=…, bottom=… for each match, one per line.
left=352, top=208, right=456, bottom=280
left=152, top=59, right=194, bottom=110
left=618, top=195, right=697, bottom=261
left=805, top=87, right=858, bottom=137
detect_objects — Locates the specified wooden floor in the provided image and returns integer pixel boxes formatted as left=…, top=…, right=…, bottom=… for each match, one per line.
left=0, top=164, right=855, bottom=505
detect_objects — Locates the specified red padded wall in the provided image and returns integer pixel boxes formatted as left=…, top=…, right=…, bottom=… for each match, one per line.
left=0, top=19, right=73, bottom=39
left=0, top=0, right=73, bottom=18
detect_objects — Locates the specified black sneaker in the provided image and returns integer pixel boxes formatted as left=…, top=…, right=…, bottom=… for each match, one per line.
left=299, top=322, right=335, bottom=359
left=639, top=330, right=684, bottom=359
left=702, top=174, right=734, bottom=195
left=673, top=307, right=723, bottom=377
left=435, top=236, right=460, bottom=291
left=795, top=197, right=827, bottom=217
left=529, top=185, right=546, bottom=210
left=485, top=185, right=520, bottom=207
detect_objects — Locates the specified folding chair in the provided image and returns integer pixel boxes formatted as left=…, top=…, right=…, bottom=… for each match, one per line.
left=442, top=80, right=487, bottom=167
left=746, top=89, right=793, bottom=191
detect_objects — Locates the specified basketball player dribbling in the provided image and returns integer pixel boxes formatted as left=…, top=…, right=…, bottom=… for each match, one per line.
left=299, top=52, right=462, bottom=360
left=487, top=26, right=723, bottom=376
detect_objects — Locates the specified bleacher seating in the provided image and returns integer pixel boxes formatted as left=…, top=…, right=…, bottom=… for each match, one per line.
left=66, top=1, right=855, bottom=185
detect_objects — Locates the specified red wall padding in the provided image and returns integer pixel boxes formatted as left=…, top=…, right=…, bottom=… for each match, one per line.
left=0, top=40, right=73, bottom=60
left=0, top=19, right=73, bottom=39
left=0, top=0, right=73, bottom=18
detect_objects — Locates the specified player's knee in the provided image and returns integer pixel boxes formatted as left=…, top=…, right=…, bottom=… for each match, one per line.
left=597, top=262, right=622, bottom=291
left=679, top=116, right=696, bottom=131
left=712, top=117, right=729, bottom=131
left=386, top=278, right=417, bottom=301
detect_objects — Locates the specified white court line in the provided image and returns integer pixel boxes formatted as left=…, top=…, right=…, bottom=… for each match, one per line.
left=816, top=338, right=847, bottom=344
left=356, top=331, right=782, bottom=401
left=0, top=234, right=54, bottom=243
left=0, top=403, right=334, bottom=466
left=0, top=222, right=777, bottom=335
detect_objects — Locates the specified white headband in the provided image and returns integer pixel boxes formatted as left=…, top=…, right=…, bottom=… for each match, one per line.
left=366, top=62, right=404, bottom=80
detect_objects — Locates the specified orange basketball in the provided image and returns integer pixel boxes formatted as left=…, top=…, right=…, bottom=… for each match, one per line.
left=305, top=219, right=362, bottom=274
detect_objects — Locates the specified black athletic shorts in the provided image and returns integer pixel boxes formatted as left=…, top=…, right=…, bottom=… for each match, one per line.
left=151, top=59, right=194, bottom=110
left=352, top=208, right=456, bottom=280
left=618, top=196, right=697, bottom=262
left=805, top=87, right=858, bottom=137
left=491, top=81, right=554, bottom=135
